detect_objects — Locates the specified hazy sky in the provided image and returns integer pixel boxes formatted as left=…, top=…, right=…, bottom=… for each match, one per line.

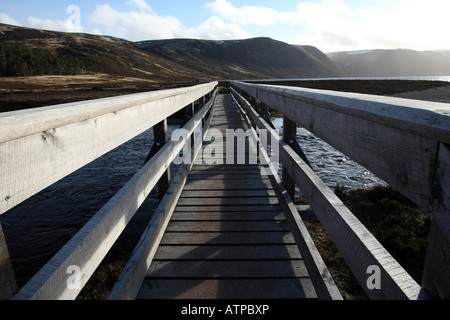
left=1, top=0, right=449, bottom=52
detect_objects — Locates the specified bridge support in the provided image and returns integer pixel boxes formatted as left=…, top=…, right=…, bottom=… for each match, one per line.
left=0, top=222, right=17, bottom=299
left=423, top=142, right=450, bottom=299
left=145, top=119, right=171, bottom=201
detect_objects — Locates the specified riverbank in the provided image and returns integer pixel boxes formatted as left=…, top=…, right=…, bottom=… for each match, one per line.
left=1, top=76, right=450, bottom=113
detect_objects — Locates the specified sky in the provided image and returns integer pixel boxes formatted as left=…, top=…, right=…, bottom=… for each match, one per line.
left=1, top=0, right=450, bottom=53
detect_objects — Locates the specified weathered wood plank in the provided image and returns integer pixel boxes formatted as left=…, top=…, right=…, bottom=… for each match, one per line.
left=171, top=211, right=285, bottom=221
left=183, top=180, right=272, bottom=190
left=153, top=245, right=301, bottom=260
left=147, top=260, right=309, bottom=278
left=180, top=190, right=276, bottom=198
left=176, top=197, right=280, bottom=206
left=231, top=81, right=448, bottom=211
left=166, top=221, right=290, bottom=232
left=187, top=174, right=265, bottom=180
left=422, top=143, right=450, bottom=299
left=174, top=205, right=282, bottom=212
left=0, top=222, right=17, bottom=300
left=0, top=82, right=218, bottom=215
left=137, top=278, right=317, bottom=299
left=160, top=232, right=296, bottom=245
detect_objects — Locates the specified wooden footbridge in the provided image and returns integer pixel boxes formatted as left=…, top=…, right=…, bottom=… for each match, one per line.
left=1, top=80, right=450, bottom=300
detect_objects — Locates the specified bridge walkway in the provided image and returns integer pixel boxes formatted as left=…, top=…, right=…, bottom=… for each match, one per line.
left=136, top=94, right=318, bottom=299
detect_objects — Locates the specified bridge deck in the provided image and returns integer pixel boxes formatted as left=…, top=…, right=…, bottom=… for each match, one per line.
left=136, top=94, right=318, bottom=299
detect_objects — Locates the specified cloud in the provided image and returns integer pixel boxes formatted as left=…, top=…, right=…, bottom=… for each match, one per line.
left=205, top=0, right=281, bottom=25
left=27, top=16, right=83, bottom=33
left=27, top=5, right=83, bottom=33
left=126, top=0, right=152, bottom=12
left=88, top=3, right=251, bottom=41
left=0, top=13, right=22, bottom=26
left=204, top=0, right=450, bottom=52
left=187, top=16, right=252, bottom=40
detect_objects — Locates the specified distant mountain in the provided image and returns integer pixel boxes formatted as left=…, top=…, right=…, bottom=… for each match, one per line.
left=139, top=38, right=345, bottom=79
left=0, top=24, right=344, bottom=81
left=328, top=49, right=450, bottom=77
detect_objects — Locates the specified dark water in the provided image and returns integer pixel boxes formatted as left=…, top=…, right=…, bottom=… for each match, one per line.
left=1, top=117, right=385, bottom=289
left=271, top=118, right=385, bottom=190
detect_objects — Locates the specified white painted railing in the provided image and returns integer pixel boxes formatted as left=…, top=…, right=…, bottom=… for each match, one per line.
left=0, top=82, right=218, bottom=300
left=230, top=80, right=450, bottom=300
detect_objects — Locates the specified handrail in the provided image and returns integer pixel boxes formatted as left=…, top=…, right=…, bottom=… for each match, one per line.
left=0, top=82, right=218, bottom=215
left=230, top=81, right=450, bottom=299
left=0, top=82, right=218, bottom=300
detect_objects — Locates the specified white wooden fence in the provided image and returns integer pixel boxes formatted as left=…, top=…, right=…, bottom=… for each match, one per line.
left=230, top=80, right=450, bottom=300
left=0, top=82, right=218, bottom=300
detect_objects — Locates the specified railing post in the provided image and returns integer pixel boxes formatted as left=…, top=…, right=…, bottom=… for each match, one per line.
left=0, top=222, right=17, bottom=300
left=144, top=119, right=171, bottom=201
left=282, top=117, right=297, bottom=200
left=423, top=142, right=450, bottom=299
left=282, top=117, right=314, bottom=201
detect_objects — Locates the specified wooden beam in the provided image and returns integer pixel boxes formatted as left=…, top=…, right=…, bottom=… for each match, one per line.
left=231, top=81, right=450, bottom=211
left=423, top=143, right=450, bottom=299
left=0, top=82, right=218, bottom=215
left=144, top=119, right=171, bottom=200
left=11, top=89, right=217, bottom=300
left=0, top=222, right=17, bottom=300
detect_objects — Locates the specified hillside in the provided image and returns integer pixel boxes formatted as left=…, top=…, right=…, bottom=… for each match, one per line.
left=0, top=24, right=203, bottom=82
left=0, top=24, right=344, bottom=81
left=139, top=37, right=345, bottom=79
left=328, top=49, right=450, bottom=77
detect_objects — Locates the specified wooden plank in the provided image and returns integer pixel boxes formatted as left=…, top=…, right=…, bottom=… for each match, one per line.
left=183, top=180, right=272, bottom=190
left=187, top=174, right=265, bottom=180
left=153, top=245, right=302, bottom=260
left=146, top=260, right=309, bottom=278
left=171, top=211, right=285, bottom=221
left=0, top=222, right=17, bottom=300
left=174, top=205, right=282, bottom=212
left=0, top=82, right=218, bottom=215
left=166, top=221, right=290, bottom=232
left=278, top=136, right=423, bottom=300
left=422, top=143, right=450, bottom=299
left=176, top=197, right=279, bottom=206
left=160, top=232, right=296, bottom=245
left=180, top=190, right=276, bottom=198
left=137, top=278, right=317, bottom=299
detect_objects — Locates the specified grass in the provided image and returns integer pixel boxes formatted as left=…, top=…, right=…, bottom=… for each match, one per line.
left=298, top=184, right=432, bottom=300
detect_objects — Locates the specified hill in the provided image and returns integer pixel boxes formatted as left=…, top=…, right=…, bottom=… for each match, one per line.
left=139, top=37, right=345, bottom=79
left=0, top=23, right=202, bottom=82
left=328, top=49, right=450, bottom=77
left=0, top=24, right=344, bottom=81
